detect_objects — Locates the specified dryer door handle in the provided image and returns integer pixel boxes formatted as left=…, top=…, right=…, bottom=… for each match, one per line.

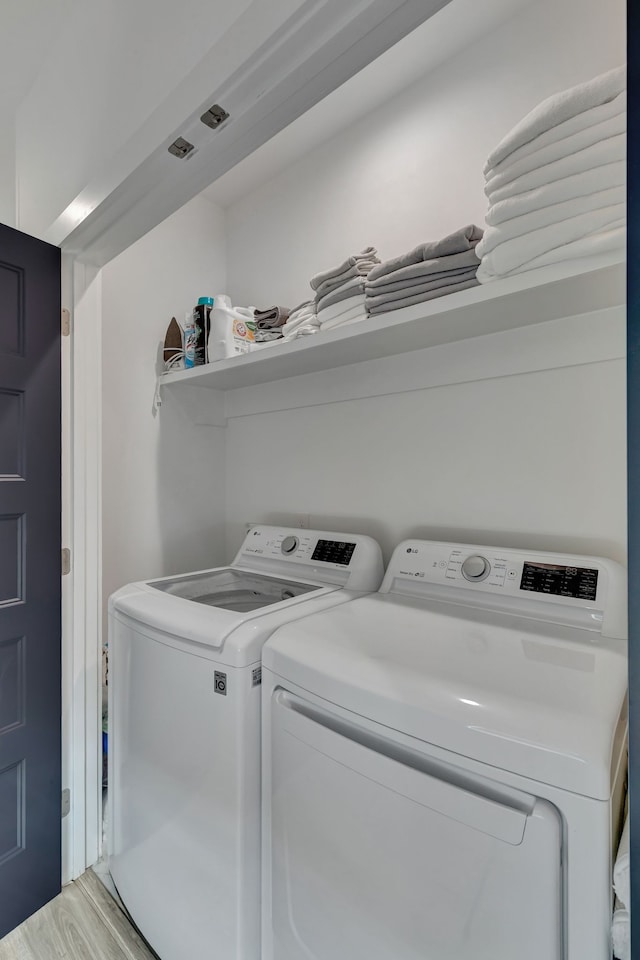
left=273, top=689, right=533, bottom=845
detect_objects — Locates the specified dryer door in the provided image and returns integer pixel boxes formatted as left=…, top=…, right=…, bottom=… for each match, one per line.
left=266, top=690, right=563, bottom=960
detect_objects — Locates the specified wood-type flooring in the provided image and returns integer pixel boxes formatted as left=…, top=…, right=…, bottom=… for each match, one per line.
left=0, top=869, right=156, bottom=960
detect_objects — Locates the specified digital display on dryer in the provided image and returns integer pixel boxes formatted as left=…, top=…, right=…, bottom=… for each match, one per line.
left=520, top=562, right=598, bottom=601
left=311, top=540, right=356, bottom=565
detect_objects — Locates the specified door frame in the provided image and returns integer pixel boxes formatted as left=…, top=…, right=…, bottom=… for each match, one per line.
left=62, top=256, right=103, bottom=882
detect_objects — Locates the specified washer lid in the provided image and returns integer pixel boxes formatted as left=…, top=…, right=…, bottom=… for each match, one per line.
left=149, top=568, right=319, bottom=612
left=262, top=593, right=627, bottom=800
left=110, top=567, right=340, bottom=655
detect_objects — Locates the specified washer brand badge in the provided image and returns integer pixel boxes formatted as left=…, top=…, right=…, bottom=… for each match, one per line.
left=252, top=666, right=262, bottom=688
left=406, top=547, right=418, bottom=554
left=214, top=671, right=227, bottom=695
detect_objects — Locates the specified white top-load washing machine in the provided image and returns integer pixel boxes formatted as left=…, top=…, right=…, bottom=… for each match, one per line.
left=262, top=539, right=628, bottom=960
left=108, top=525, right=383, bottom=960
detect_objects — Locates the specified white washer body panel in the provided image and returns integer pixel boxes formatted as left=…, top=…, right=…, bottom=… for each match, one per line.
left=108, top=526, right=383, bottom=960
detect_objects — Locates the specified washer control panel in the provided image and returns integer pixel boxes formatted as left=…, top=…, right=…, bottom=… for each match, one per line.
left=385, top=540, right=609, bottom=609
left=243, top=529, right=356, bottom=566
left=235, top=525, right=384, bottom=591
left=239, top=526, right=365, bottom=569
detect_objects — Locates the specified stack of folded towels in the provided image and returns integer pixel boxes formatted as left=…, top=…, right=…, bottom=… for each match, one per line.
left=310, top=247, right=380, bottom=332
left=253, top=304, right=290, bottom=344
left=612, top=807, right=630, bottom=960
left=364, top=225, right=483, bottom=313
left=477, top=64, right=626, bottom=282
left=281, top=300, right=319, bottom=341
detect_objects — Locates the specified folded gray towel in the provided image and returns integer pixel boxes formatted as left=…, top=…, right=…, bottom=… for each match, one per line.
left=367, top=226, right=483, bottom=282
left=365, top=269, right=479, bottom=309
left=314, top=260, right=378, bottom=299
left=367, top=277, right=479, bottom=314
left=365, top=248, right=480, bottom=292
left=310, top=247, right=379, bottom=291
left=315, top=277, right=366, bottom=311
left=254, top=305, right=290, bottom=329
left=365, top=263, right=480, bottom=298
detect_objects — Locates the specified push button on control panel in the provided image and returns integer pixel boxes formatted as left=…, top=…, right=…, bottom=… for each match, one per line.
left=461, top=555, right=491, bottom=582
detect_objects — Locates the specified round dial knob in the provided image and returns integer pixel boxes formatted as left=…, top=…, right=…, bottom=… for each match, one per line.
left=461, top=554, right=490, bottom=582
left=281, top=535, right=299, bottom=555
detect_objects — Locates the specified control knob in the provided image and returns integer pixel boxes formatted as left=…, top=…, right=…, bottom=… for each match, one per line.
left=461, top=554, right=490, bottom=582
left=281, top=535, right=299, bottom=555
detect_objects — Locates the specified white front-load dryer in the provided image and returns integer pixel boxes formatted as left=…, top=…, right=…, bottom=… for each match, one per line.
left=108, top=525, right=382, bottom=960
left=262, top=539, right=627, bottom=960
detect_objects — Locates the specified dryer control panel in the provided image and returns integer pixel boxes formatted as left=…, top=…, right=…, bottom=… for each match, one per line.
left=382, top=540, right=627, bottom=639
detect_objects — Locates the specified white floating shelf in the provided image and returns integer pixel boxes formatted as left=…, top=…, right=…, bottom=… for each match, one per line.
left=160, top=257, right=625, bottom=394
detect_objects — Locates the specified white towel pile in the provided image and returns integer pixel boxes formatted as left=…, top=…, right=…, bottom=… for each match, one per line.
left=612, top=809, right=630, bottom=960
left=310, top=247, right=380, bottom=333
left=281, top=301, right=319, bottom=341
left=477, top=65, right=626, bottom=282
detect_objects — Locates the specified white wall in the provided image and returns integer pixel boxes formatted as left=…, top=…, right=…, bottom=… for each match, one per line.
left=101, top=196, right=228, bottom=616
left=225, top=0, right=625, bottom=307
left=220, top=0, right=626, bottom=563
left=224, top=358, right=627, bottom=564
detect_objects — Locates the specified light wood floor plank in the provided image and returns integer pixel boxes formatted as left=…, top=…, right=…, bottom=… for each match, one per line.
left=76, top=871, right=156, bottom=960
left=0, top=873, right=155, bottom=960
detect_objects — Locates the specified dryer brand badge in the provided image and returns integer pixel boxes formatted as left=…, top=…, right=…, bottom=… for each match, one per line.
left=214, top=671, right=227, bottom=695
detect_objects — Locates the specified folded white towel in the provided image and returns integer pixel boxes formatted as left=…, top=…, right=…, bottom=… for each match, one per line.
left=478, top=204, right=625, bottom=277
left=282, top=318, right=314, bottom=339
left=484, top=109, right=625, bottom=190
left=318, top=302, right=367, bottom=327
left=479, top=187, right=625, bottom=259
left=281, top=307, right=317, bottom=338
left=320, top=313, right=368, bottom=332
left=614, top=811, right=630, bottom=908
left=316, top=294, right=367, bottom=325
left=486, top=161, right=626, bottom=226
left=485, top=64, right=626, bottom=171
left=485, top=89, right=626, bottom=179
left=485, top=133, right=626, bottom=202
left=612, top=898, right=630, bottom=960
left=478, top=224, right=625, bottom=282
left=282, top=317, right=320, bottom=341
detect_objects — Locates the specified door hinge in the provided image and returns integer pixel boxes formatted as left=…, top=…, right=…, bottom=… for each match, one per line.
left=61, top=788, right=70, bottom=819
left=62, top=548, right=71, bottom=576
left=62, top=308, right=71, bottom=337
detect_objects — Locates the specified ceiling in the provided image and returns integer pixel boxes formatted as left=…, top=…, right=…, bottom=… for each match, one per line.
left=203, top=0, right=531, bottom=208
left=0, top=0, right=79, bottom=114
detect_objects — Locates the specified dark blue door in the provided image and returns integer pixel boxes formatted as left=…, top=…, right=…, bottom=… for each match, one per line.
left=0, top=223, right=61, bottom=937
